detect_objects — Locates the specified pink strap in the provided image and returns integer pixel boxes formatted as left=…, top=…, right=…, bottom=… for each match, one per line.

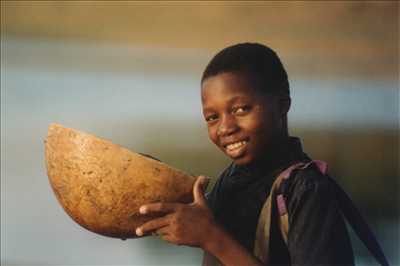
left=277, top=194, right=287, bottom=216
left=312, top=160, right=328, bottom=175
left=301, top=160, right=328, bottom=175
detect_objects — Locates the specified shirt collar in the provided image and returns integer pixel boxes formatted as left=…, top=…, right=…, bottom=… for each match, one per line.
left=229, top=136, right=309, bottom=183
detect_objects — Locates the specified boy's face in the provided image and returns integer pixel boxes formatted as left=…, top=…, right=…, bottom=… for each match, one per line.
left=201, top=72, right=284, bottom=166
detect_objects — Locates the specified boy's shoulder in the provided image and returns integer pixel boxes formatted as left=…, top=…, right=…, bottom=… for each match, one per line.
left=281, top=162, right=337, bottom=204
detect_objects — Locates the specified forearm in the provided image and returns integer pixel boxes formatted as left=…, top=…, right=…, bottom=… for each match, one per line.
left=203, top=223, right=262, bottom=266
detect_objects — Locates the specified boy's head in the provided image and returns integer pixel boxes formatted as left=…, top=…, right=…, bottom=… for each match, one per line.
left=201, top=43, right=291, bottom=166
left=201, top=42, right=289, bottom=96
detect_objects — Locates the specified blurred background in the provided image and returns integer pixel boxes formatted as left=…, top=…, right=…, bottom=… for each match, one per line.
left=1, top=1, right=398, bottom=265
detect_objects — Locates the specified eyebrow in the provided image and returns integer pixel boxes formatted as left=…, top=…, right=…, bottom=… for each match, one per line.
left=202, top=96, right=251, bottom=113
left=228, top=95, right=250, bottom=103
left=202, top=107, right=214, bottom=113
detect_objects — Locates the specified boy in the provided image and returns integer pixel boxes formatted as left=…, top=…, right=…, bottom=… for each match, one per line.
left=135, top=43, right=386, bottom=266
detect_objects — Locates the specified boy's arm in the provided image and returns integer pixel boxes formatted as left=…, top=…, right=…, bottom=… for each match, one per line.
left=203, top=222, right=262, bottom=266
left=136, top=176, right=262, bottom=266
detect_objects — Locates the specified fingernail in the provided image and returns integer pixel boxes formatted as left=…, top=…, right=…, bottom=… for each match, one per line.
left=136, top=228, right=143, bottom=236
left=139, top=206, right=147, bottom=214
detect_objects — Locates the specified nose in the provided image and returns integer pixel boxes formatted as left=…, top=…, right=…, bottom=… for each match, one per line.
left=217, top=114, right=239, bottom=136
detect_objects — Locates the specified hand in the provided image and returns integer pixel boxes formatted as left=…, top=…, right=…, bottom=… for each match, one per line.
left=135, top=175, right=215, bottom=248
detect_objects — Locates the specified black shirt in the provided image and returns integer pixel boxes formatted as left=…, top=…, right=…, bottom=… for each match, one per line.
left=206, top=137, right=355, bottom=266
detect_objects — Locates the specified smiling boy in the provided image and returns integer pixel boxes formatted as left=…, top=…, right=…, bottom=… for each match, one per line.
left=134, top=43, right=385, bottom=266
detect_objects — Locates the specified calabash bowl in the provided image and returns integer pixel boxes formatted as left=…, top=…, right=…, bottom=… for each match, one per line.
left=45, top=124, right=195, bottom=239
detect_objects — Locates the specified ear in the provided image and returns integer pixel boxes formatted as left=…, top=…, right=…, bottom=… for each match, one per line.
left=278, top=95, right=291, bottom=117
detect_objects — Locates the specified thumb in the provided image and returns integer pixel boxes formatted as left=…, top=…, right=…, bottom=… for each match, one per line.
left=193, top=175, right=210, bottom=206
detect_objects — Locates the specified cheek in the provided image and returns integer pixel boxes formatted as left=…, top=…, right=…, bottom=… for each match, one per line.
left=245, top=114, right=275, bottom=142
left=207, top=125, right=218, bottom=145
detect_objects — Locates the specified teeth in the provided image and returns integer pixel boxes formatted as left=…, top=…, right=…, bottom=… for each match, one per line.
left=226, top=141, right=247, bottom=151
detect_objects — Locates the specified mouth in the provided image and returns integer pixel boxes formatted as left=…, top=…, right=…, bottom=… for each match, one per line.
left=223, top=139, right=249, bottom=158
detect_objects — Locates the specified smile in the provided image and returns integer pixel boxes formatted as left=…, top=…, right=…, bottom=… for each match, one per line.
left=223, top=139, right=249, bottom=158
left=225, top=140, right=248, bottom=151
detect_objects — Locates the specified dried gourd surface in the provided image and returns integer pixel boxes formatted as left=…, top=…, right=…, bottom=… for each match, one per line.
left=45, top=124, right=195, bottom=239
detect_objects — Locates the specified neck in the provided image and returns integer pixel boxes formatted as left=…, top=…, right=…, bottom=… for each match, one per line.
left=246, top=135, right=292, bottom=172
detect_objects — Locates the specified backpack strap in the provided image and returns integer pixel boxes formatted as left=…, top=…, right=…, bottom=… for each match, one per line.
left=253, top=162, right=305, bottom=263
left=276, top=160, right=328, bottom=245
left=330, top=177, right=390, bottom=266
left=253, top=160, right=390, bottom=266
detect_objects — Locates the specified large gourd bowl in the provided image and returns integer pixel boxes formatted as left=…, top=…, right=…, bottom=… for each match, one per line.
left=45, top=124, right=196, bottom=239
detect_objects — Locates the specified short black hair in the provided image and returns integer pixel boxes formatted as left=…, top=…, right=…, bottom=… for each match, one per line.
left=201, top=43, right=289, bottom=96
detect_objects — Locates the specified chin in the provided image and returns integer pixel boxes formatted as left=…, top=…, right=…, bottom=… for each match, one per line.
left=232, top=155, right=254, bottom=166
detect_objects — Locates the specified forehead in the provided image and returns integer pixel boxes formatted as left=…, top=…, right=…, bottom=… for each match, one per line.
left=201, top=72, right=267, bottom=106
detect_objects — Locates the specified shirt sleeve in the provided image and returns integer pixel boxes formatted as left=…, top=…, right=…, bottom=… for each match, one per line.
left=285, top=167, right=355, bottom=266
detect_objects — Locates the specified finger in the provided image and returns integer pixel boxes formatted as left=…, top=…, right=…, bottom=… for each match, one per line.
left=193, top=175, right=210, bottom=206
left=160, top=234, right=177, bottom=244
left=139, top=202, right=182, bottom=215
left=155, top=226, right=170, bottom=236
left=136, top=215, right=171, bottom=236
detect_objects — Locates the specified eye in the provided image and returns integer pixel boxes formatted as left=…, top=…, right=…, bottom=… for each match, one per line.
left=205, top=114, right=218, bottom=122
left=233, top=106, right=250, bottom=115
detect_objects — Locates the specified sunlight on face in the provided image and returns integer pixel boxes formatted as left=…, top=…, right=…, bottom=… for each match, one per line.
left=201, top=72, right=283, bottom=165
